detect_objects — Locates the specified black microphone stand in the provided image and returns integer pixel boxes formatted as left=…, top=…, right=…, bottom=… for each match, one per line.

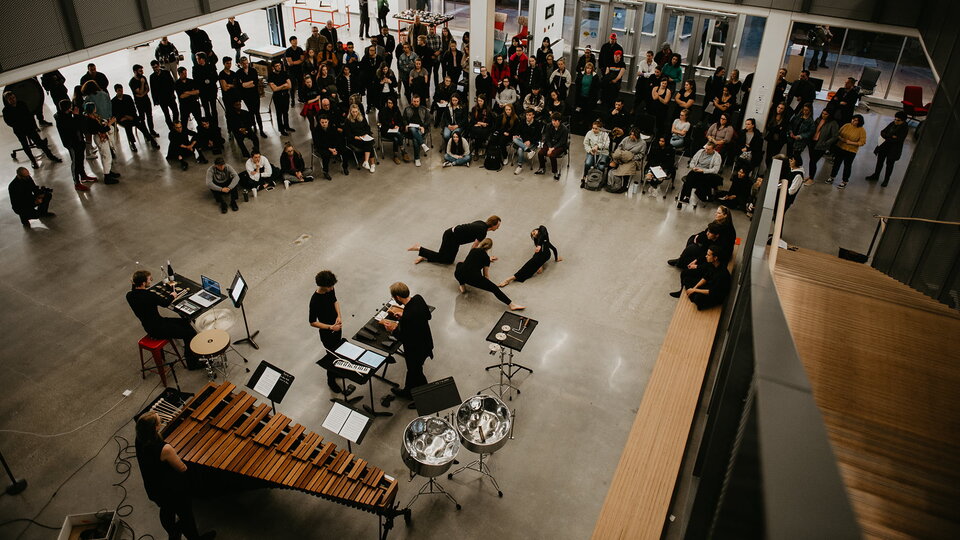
left=1, top=448, right=27, bottom=495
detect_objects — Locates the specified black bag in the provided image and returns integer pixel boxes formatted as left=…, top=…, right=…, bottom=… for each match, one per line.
left=484, top=138, right=504, bottom=171
left=582, top=167, right=604, bottom=190
left=605, top=171, right=628, bottom=193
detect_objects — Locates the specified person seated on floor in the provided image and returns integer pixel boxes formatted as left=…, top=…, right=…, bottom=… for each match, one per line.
left=717, top=166, right=753, bottom=210
left=442, top=131, right=471, bottom=167
left=166, top=121, right=205, bottom=171
left=194, top=117, right=225, bottom=155
left=278, top=142, right=314, bottom=184
left=225, top=100, right=259, bottom=158
left=512, top=110, right=542, bottom=175
left=581, top=119, right=610, bottom=182
left=314, top=115, right=350, bottom=179
left=8, top=167, right=54, bottom=226
left=668, top=205, right=736, bottom=267
left=677, top=141, right=723, bottom=208
left=643, top=135, right=676, bottom=193
left=403, top=94, right=432, bottom=167
left=205, top=157, right=241, bottom=213
left=671, top=245, right=731, bottom=310
left=241, top=151, right=280, bottom=192
left=536, top=112, right=569, bottom=180
left=378, top=96, right=409, bottom=164
left=607, top=127, right=646, bottom=188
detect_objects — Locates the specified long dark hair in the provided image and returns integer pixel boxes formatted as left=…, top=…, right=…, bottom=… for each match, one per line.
left=136, top=411, right=162, bottom=445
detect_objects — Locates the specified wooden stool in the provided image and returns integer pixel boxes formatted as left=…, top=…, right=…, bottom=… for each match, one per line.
left=138, top=335, right=184, bottom=387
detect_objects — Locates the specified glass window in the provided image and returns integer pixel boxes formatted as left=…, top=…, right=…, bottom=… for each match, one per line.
left=577, top=1, right=603, bottom=52
left=735, top=15, right=766, bottom=79
left=889, top=37, right=937, bottom=102
left=832, top=30, right=903, bottom=97
left=637, top=3, right=659, bottom=60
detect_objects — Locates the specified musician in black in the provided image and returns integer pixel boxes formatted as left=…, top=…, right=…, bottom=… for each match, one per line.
left=379, top=282, right=433, bottom=404
left=192, top=53, right=219, bottom=126
left=129, top=64, right=159, bottom=137
left=236, top=57, right=265, bottom=137
left=126, top=270, right=200, bottom=368
left=309, top=270, right=351, bottom=394
left=408, top=215, right=501, bottom=265
left=175, top=67, right=202, bottom=128
left=135, top=411, right=216, bottom=540
left=226, top=17, right=244, bottom=63
left=150, top=61, right=179, bottom=127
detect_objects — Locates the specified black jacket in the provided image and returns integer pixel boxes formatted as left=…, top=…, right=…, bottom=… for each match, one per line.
left=54, top=111, right=85, bottom=149
left=516, top=118, right=542, bottom=145
left=111, top=94, right=138, bottom=120
left=278, top=151, right=306, bottom=174
left=2, top=101, right=37, bottom=134
left=149, top=70, right=176, bottom=104
left=226, top=107, right=254, bottom=132
left=541, top=122, right=568, bottom=149
left=395, top=295, right=433, bottom=360
left=313, top=124, right=344, bottom=150
left=8, top=174, right=42, bottom=215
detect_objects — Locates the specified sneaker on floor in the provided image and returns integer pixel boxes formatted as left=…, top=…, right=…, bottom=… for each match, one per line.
left=503, top=156, right=509, bottom=165
left=825, top=177, right=834, bottom=184
left=838, top=181, right=847, bottom=189
left=74, top=183, right=90, bottom=191
left=442, top=161, right=452, bottom=167
left=180, top=161, right=189, bottom=171
left=554, top=172, right=561, bottom=180
left=514, top=166, right=522, bottom=175
left=415, top=159, right=422, bottom=167
left=465, top=161, right=470, bottom=167
left=362, top=161, right=370, bottom=170
left=421, top=143, right=430, bottom=153
left=370, top=163, right=376, bottom=173
left=393, top=156, right=402, bottom=164
left=535, top=168, right=545, bottom=175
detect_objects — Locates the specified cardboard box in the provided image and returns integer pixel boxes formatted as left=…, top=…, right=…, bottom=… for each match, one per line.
left=57, top=511, right=119, bottom=540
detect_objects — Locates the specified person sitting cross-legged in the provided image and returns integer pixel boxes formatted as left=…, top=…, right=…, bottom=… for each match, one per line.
left=241, top=151, right=280, bottom=192
left=442, top=131, right=471, bottom=167
left=166, top=121, right=206, bottom=171
left=205, top=157, right=240, bottom=213
left=278, top=142, right=314, bottom=184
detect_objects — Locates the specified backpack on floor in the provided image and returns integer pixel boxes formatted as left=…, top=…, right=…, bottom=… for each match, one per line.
left=582, top=167, right=604, bottom=191
left=484, top=139, right=504, bottom=171
left=605, top=171, right=628, bottom=193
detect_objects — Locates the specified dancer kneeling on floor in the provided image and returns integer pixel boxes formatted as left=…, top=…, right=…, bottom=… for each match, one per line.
left=499, top=225, right=562, bottom=287
left=455, top=239, right=525, bottom=310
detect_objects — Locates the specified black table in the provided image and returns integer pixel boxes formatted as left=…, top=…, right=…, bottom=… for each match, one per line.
left=149, top=273, right=227, bottom=320
left=316, top=341, right=395, bottom=418
left=484, top=311, right=539, bottom=352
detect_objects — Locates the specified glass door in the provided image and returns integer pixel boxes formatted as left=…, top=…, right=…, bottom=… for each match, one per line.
left=663, top=11, right=696, bottom=72
left=661, top=8, right=738, bottom=83
left=610, top=3, right=640, bottom=81
left=575, top=1, right=604, bottom=53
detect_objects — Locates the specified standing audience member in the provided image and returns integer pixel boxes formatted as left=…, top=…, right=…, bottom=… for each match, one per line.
left=550, top=58, right=574, bottom=102
left=129, top=65, right=158, bottom=137
left=205, top=158, right=241, bottom=213
left=786, top=70, right=816, bottom=111
left=237, top=57, right=265, bottom=136
left=80, top=64, right=110, bottom=96
left=3, top=92, right=62, bottom=169
left=574, top=64, right=600, bottom=114
left=226, top=17, right=245, bottom=62
left=306, top=26, right=327, bottom=57
left=662, top=54, right=683, bottom=90
left=649, top=77, right=672, bottom=135
left=828, top=114, right=866, bottom=189
left=267, top=61, right=294, bottom=135
left=826, top=77, right=859, bottom=125
left=598, top=34, right=623, bottom=73
left=786, top=102, right=815, bottom=158
left=81, top=100, right=121, bottom=183
left=805, top=109, right=839, bottom=184
left=174, top=67, right=202, bottom=128
left=866, top=111, right=908, bottom=187
left=764, top=103, right=789, bottom=164
left=8, top=167, right=54, bottom=226
left=535, top=37, right=555, bottom=66
left=154, top=36, right=181, bottom=76
left=807, top=25, right=833, bottom=71
left=150, top=61, right=179, bottom=127
left=55, top=100, right=95, bottom=191
left=192, top=53, right=219, bottom=125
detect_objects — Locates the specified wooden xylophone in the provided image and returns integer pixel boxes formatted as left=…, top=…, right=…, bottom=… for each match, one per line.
left=162, top=382, right=399, bottom=514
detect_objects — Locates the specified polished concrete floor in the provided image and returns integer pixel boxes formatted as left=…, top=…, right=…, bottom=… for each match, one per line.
left=0, top=11, right=912, bottom=540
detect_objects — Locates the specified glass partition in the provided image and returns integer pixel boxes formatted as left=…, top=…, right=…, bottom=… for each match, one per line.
left=890, top=37, right=937, bottom=103
left=832, top=30, right=903, bottom=97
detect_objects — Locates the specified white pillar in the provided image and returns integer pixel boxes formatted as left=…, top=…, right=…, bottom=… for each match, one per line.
left=742, top=12, right=791, bottom=131
left=468, top=0, right=495, bottom=106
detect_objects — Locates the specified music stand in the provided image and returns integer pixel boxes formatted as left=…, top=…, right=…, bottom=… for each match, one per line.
left=229, top=270, right=260, bottom=350
left=322, top=399, right=373, bottom=453
left=411, top=377, right=462, bottom=417
left=482, top=312, right=538, bottom=401
left=246, top=360, right=294, bottom=413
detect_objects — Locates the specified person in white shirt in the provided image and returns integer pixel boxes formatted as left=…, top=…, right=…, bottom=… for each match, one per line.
left=781, top=154, right=805, bottom=212
left=581, top=120, right=610, bottom=180
left=678, top=142, right=723, bottom=207
left=634, top=49, right=658, bottom=111
left=242, top=151, right=280, bottom=192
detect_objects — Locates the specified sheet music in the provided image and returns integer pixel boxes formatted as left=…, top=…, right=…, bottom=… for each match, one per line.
left=359, top=134, right=374, bottom=142
left=335, top=341, right=364, bottom=360
left=407, top=123, right=421, bottom=130
left=387, top=127, right=399, bottom=134
left=651, top=166, right=667, bottom=179
left=322, top=402, right=351, bottom=433
left=340, top=411, right=368, bottom=443
left=253, top=366, right=281, bottom=397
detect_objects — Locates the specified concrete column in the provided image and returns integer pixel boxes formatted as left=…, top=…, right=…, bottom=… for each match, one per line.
left=468, top=0, right=495, bottom=106
left=742, top=12, right=791, bottom=132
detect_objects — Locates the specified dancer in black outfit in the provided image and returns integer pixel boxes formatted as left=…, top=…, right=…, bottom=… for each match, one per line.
left=409, top=215, right=501, bottom=264
left=125, top=270, right=201, bottom=369
left=499, top=225, right=562, bottom=287
left=455, top=239, right=526, bottom=310
left=135, top=412, right=216, bottom=540
left=379, top=282, right=433, bottom=407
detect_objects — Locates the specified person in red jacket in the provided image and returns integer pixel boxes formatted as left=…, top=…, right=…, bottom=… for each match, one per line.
left=491, top=54, right=511, bottom=87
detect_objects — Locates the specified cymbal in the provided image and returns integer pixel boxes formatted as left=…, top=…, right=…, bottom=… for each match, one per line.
left=195, top=308, right=237, bottom=331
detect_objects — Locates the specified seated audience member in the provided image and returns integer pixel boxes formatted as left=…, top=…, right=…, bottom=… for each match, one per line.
left=403, top=94, right=432, bottom=167
left=431, top=75, right=457, bottom=126
left=166, top=122, right=205, bottom=170
left=603, top=99, right=631, bottom=135
left=545, top=89, right=567, bottom=118
left=242, top=151, right=280, bottom=191
left=735, top=118, right=763, bottom=172
left=669, top=206, right=737, bottom=269
left=536, top=112, right=569, bottom=180
left=438, top=93, right=468, bottom=145
left=195, top=117, right=225, bottom=155
left=678, top=141, right=723, bottom=207
left=205, top=157, right=241, bottom=213
left=344, top=104, right=376, bottom=172
left=111, top=85, right=159, bottom=152
left=522, top=86, right=545, bottom=117
left=705, top=112, right=735, bottom=154
left=313, top=116, right=349, bottom=178
left=469, top=94, right=494, bottom=152
left=278, top=142, right=314, bottom=183
left=643, top=136, right=676, bottom=192
left=512, top=110, right=542, bottom=175
left=717, top=166, right=753, bottom=209
left=710, top=86, right=736, bottom=124
left=442, top=131, right=471, bottom=167
left=670, top=108, right=691, bottom=148
left=581, top=120, right=610, bottom=181
left=491, top=103, right=519, bottom=163
left=378, top=97, right=409, bottom=164
left=8, top=167, right=54, bottom=226
left=226, top=100, right=259, bottom=158
left=494, top=78, right=518, bottom=113
left=668, top=220, right=723, bottom=279
left=670, top=244, right=731, bottom=311
left=607, top=127, right=646, bottom=188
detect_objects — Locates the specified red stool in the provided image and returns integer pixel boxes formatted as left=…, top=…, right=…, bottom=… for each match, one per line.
left=138, top=335, right=185, bottom=387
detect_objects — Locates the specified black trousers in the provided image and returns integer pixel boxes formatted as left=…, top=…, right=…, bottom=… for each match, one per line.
left=377, top=8, right=388, bottom=31
left=147, top=318, right=199, bottom=367
left=807, top=146, right=826, bottom=179
left=830, top=148, right=856, bottom=181
left=418, top=228, right=460, bottom=264
left=231, top=130, right=260, bottom=156
left=680, top=171, right=720, bottom=201
left=242, top=95, right=264, bottom=133
left=359, top=12, right=371, bottom=37
left=67, top=145, right=87, bottom=183
left=157, top=497, right=201, bottom=540
left=199, top=93, right=217, bottom=125
left=873, top=148, right=899, bottom=181
left=273, top=93, right=290, bottom=131
left=15, top=131, right=55, bottom=165
left=320, top=330, right=342, bottom=386
left=156, top=100, right=179, bottom=127
left=403, top=353, right=428, bottom=393
left=288, top=70, right=302, bottom=104
left=211, top=187, right=238, bottom=207
left=178, top=100, right=202, bottom=127
left=15, top=192, right=52, bottom=224
left=513, top=250, right=550, bottom=282
left=455, top=265, right=512, bottom=305
left=317, top=148, right=348, bottom=173
left=134, top=97, right=155, bottom=132
left=119, top=119, right=155, bottom=145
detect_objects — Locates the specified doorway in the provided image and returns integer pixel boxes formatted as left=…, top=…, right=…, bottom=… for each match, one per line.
left=659, top=6, right=738, bottom=83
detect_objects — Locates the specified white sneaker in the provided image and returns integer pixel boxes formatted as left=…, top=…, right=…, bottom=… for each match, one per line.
left=503, top=156, right=509, bottom=165
left=415, top=159, right=422, bottom=167
left=251, top=187, right=257, bottom=197
left=362, top=161, right=370, bottom=170
left=514, top=166, right=522, bottom=175
left=421, top=143, right=430, bottom=153
left=442, top=161, right=452, bottom=167
left=370, top=163, right=376, bottom=173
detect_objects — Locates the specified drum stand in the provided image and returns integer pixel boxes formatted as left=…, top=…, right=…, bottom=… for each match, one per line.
left=447, top=452, right=503, bottom=497
left=481, top=345, right=530, bottom=401
left=405, top=474, right=461, bottom=511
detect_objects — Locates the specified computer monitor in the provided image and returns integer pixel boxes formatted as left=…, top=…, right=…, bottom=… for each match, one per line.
left=229, top=270, right=247, bottom=308
left=201, top=275, right=221, bottom=295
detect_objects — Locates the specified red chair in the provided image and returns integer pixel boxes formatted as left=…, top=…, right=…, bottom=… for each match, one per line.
left=901, top=85, right=931, bottom=122
left=138, top=335, right=185, bottom=387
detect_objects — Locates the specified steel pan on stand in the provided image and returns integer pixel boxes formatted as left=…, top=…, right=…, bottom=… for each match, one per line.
left=400, top=416, right=462, bottom=511
left=446, top=394, right=511, bottom=497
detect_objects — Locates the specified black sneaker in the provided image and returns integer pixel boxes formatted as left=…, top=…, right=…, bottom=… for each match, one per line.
left=322, top=171, right=332, bottom=180
left=180, top=161, right=189, bottom=171
left=669, top=290, right=682, bottom=298
left=328, top=381, right=343, bottom=393
left=535, top=169, right=545, bottom=175
left=667, top=259, right=679, bottom=267
left=220, top=204, right=228, bottom=214
left=230, top=201, right=239, bottom=211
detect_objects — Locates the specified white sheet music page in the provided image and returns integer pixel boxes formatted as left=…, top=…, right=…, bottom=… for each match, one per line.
left=253, top=367, right=281, bottom=397
left=322, top=402, right=351, bottom=434
left=340, top=411, right=368, bottom=443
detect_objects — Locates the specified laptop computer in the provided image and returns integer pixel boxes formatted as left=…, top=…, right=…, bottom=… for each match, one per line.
left=188, top=275, right=221, bottom=307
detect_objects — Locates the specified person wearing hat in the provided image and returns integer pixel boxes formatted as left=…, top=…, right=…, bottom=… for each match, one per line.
left=601, top=50, right=626, bottom=109
left=576, top=45, right=597, bottom=74
left=205, top=157, right=241, bottom=213
left=599, top=33, right=623, bottom=73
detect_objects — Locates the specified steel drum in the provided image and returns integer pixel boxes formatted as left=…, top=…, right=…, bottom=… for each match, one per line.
left=454, top=395, right=511, bottom=454
left=400, top=416, right=460, bottom=478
